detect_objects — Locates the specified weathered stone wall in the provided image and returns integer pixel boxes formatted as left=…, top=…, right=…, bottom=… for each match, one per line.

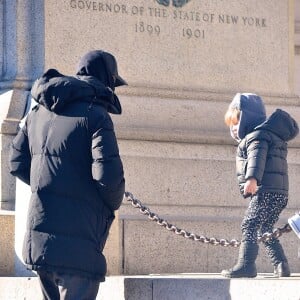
left=295, top=0, right=300, bottom=96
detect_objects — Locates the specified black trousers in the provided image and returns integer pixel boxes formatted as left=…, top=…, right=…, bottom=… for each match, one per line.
left=37, top=270, right=100, bottom=300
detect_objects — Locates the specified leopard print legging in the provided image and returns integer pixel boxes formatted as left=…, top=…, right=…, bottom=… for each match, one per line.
left=241, top=192, right=288, bottom=243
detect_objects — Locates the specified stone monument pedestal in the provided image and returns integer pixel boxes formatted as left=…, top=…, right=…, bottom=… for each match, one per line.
left=0, top=211, right=14, bottom=275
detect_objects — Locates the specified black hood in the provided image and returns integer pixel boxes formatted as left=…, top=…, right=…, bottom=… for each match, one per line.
left=31, top=68, right=122, bottom=114
left=75, top=50, right=127, bottom=91
left=256, top=109, right=299, bottom=142
left=229, top=93, right=266, bottom=140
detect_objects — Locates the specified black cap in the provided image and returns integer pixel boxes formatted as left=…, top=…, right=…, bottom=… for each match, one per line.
left=76, top=50, right=127, bottom=89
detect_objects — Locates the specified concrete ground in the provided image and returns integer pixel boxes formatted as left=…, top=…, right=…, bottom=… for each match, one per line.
left=1, top=273, right=300, bottom=300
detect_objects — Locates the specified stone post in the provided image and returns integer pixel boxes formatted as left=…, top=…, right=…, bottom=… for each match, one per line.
left=0, top=0, right=44, bottom=209
left=0, top=0, right=44, bottom=275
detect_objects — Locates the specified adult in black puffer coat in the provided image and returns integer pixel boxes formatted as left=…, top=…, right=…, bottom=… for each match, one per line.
left=9, top=50, right=126, bottom=299
left=221, top=93, right=299, bottom=279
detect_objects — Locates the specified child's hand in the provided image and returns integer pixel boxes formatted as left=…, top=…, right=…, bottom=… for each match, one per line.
left=244, top=178, right=258, bottom=196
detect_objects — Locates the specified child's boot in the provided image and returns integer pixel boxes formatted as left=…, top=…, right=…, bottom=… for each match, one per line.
left=265, top=241, right=290, bottom=277
left=221, top=242, right=258, bottom=278
left=274, top=262, right=290, bottom=277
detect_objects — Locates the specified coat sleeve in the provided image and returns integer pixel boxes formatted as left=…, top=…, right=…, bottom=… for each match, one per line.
left=245, top=133, right=269, bottom=184
left=91, top=115, right=125, bottom=211
left=9, top=122, right=31, bottom=185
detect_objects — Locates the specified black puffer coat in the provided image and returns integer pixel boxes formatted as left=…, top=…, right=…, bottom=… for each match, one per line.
left=236, top=109, right=298, bottom=197
left=9, top=68, right=125, bottom=281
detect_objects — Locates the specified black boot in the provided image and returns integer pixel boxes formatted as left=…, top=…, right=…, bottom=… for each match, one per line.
left=264, top=241, right=290, bottom=277
left=274, top=262, right=290, bottom=277
left=221, top=242, right=258, bottom=278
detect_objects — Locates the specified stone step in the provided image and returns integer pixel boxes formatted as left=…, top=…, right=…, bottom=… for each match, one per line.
left=1, top=273, right=300, bottom=300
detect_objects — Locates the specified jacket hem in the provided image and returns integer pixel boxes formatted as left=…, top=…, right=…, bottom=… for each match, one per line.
left=26, top=264, right=105, bottom=282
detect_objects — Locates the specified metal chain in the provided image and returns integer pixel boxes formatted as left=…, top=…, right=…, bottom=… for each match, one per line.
left=124, top=192, right=292, bottom=248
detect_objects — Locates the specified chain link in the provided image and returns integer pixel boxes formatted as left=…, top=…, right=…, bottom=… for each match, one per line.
left=124, top=192, right=292, bottom=248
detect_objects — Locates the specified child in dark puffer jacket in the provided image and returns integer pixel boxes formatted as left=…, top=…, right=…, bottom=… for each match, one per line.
left=222, top=93, right=299, bottom=278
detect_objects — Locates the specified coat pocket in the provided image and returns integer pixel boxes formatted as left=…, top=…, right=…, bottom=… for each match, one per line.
left=98, top=207, right=115, bottom=252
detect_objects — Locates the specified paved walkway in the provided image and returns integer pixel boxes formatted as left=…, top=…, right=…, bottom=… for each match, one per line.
left=1, top=273, right=300, bottom=300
